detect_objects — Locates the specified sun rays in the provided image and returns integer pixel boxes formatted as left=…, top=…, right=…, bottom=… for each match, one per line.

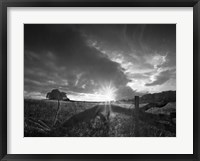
left=97, top=82, right=117, bottom=102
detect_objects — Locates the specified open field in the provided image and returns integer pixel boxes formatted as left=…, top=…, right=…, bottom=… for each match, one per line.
left=24, top=99, right=176, bottom=137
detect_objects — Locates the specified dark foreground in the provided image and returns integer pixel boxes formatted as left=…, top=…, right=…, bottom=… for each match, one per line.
left=24, top=99, right=176, bottom=137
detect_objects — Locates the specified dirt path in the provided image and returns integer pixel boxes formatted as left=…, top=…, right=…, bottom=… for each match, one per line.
left=61, top=103, right=131, bottom=127
left=52, top=103, right=134, bottom=137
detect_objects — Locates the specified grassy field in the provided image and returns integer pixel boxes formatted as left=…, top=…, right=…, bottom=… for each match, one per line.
left=24, top=99, right=176, bottom=137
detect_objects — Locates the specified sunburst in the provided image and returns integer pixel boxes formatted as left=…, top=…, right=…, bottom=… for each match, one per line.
left=97, top=82, right=117, bottom=102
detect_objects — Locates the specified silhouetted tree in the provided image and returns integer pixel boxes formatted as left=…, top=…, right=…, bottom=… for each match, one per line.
left=46, top=89, right=69, bottom=126
left=46, top=90, right=69, bottom=101
left=53, top=89, right=63, bottom=126
left=46, top=89, right=70, bottom=126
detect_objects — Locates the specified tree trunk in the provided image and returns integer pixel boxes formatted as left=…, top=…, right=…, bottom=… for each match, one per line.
left=53, top=99, right=60, bottom=126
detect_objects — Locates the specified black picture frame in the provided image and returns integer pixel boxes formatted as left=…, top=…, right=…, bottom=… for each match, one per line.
left=0, top=0, right=199, bottom=160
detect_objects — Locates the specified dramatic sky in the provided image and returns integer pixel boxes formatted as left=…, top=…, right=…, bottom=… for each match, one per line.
left=24, top=24, right=176, bottom=101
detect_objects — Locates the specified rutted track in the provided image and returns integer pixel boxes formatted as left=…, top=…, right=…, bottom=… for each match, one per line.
left=50, top=104, right=133, bottom=136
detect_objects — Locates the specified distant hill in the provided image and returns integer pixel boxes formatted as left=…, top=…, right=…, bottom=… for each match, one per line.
left=140, top=91, right=176, bottom=103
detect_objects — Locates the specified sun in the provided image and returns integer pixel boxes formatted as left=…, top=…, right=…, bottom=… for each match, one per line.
left=98, top=83, right=117, bottom=102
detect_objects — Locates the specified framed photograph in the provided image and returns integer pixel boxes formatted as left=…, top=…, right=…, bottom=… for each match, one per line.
left=0, top=0, right=199, bottom=160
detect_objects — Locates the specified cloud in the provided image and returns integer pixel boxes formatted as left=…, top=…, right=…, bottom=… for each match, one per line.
left=79, top=24, right=176, bottom=91
left=24, top=91, right=45, bottom=99
left=24, top=24, right=176, bottom=100
left=24, top=25, right=129, bottom=97
left=116, top=86, right=144, bottom=100
left=145, top=69, right=175, bottom=86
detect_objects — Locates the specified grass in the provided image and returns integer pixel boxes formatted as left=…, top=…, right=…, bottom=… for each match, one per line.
left=24, top=99, right=176, bottom=137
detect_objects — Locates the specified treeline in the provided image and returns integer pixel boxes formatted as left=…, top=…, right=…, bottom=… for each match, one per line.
left=140, top=91, right=176, bottom=103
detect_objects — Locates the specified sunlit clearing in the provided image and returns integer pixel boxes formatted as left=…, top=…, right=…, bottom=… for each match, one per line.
left=67, top=83, right=117, bottom=102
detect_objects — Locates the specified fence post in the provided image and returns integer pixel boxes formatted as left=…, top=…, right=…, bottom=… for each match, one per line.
left=134, top=96, right=139, bottom=136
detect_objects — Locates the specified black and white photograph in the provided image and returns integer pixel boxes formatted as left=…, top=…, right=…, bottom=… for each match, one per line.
left=24, top=24, right=176, bottom=137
